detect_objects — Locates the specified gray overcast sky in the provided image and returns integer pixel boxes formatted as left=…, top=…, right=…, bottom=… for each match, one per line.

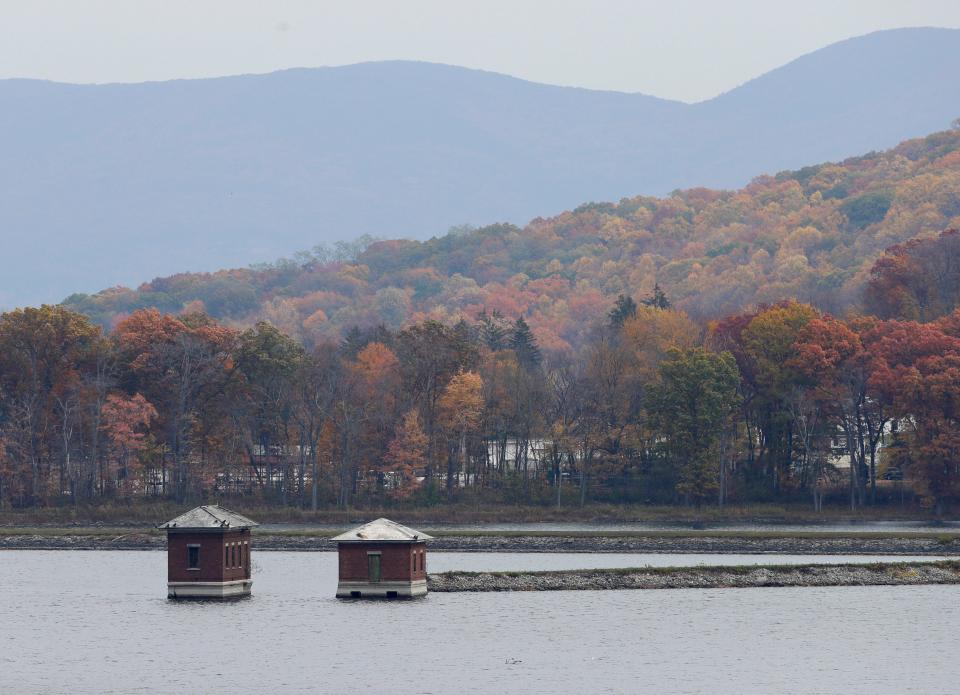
left=1, top=0, right=959, bottom=102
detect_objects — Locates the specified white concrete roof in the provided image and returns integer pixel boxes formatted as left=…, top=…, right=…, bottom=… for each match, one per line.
left=158, top=505, right=259, bottom=530
left=331, top=518, right=433, bottom=542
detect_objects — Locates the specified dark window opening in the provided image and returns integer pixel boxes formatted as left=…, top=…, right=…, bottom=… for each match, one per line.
left=187, top=545, right=200, bottom=569
left=350, top=591, right=361, bottom=598
left=387, top=591, right=398, bottom=599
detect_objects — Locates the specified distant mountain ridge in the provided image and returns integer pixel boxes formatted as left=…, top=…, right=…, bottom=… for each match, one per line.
left=3, top=27, right=960, bottom=307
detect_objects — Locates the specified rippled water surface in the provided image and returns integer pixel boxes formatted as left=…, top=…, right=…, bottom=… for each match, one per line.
left=2, top=551, right=957, bottom=694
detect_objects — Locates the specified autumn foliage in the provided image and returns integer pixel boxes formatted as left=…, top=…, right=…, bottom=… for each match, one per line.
left=5, top=284, right=960, bottom=513
left=63, top=128, right=960, bottom=356
left=7, top=128, right=960, bottom=511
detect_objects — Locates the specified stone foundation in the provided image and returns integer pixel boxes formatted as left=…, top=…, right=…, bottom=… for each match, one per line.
left=167, top=579, right=253, bottom=599
left=336, top=579, right=427, bottom=599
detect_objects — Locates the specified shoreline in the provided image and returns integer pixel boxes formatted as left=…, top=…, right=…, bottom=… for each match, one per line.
left=0, top=504, right=952, bottom=528
left=426, top=561, right=960, bottom=592
left=2, top=529, right=960, bottom=554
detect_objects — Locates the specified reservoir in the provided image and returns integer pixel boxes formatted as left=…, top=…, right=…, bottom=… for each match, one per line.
left=2, top=550, right=957, bottom=694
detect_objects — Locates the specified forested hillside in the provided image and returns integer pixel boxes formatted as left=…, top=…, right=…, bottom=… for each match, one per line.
left=9, top=266, right=960, bottom=512
left=6, top=27, right=960, bottom=307
left=66, top=127, right=960, bottom=353
left=1, top=129, right=957, bottom=513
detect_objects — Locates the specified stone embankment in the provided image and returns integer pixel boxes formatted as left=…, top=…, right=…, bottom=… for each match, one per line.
left=2, top=531, right=960, bottom=554
left=427, top=561, right=960, bottom=592
left=423, top=534, right=960, bottom=555
left=0, top=531, right=164, bottom=550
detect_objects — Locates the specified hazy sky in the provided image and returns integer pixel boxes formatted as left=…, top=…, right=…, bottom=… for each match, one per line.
left=2, top=0, right=959, bottom=102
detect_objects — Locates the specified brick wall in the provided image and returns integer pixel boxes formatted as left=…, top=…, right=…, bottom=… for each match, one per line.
left=338, top=541, right=427, bottom=582
left=167, top=529, right=251, bottom=583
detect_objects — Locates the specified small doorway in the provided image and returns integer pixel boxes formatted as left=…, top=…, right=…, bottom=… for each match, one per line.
left=367, top=553, right=381, bottom=583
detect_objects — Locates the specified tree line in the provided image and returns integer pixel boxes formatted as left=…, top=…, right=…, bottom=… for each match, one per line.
left=3, top=279, right=960, bottom=512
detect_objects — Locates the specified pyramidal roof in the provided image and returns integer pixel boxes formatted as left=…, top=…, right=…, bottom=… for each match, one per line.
left=158, top=505, right=259, bottom=530
left=331, top=518, right=433, bottom=542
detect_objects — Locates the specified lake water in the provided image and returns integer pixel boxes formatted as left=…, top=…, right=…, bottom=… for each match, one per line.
left=2, top=551, right=957, bottom=694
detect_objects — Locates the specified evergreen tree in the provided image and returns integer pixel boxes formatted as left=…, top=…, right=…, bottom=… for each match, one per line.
left=339, top=326, right=366, bottom=358
left=608, top=294, right=637, bottom=328
left=339, top=324, right=394, bottom=359
left=642, top=283, right=671, bottom=309
left=478, top=309, right=509, bottom=351
left=510, top=316, right=542, bottom=369
left=452, top=318, right=480, bottom=355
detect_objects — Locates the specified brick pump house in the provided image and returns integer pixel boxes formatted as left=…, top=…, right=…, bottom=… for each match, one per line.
left=333, top=518, right=433, bottom=598
left=158, top=505, right=259, bottom=599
